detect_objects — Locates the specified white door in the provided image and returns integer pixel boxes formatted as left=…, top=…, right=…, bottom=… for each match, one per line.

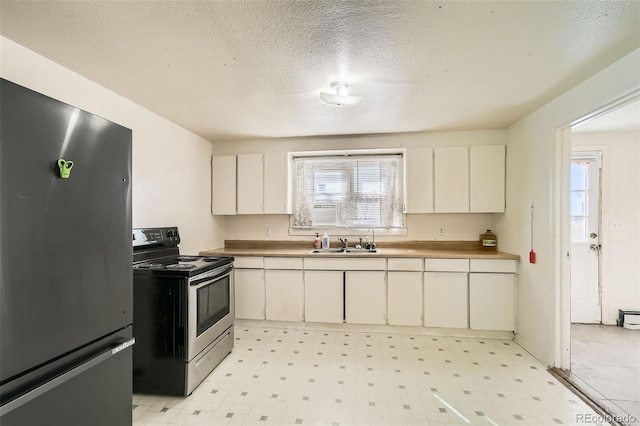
left=345, top=271, right=387, bottom=325
left=469, top=273, right=515, bottom=331
left=304, top=270, right=344, bottom=323
left=434, top=147, right=469, bottom=213
left=388, top=271, right=423, bottom=326
left=570, top=151, right=602, bottom=323
left=265, top=270, right=304, bottom=321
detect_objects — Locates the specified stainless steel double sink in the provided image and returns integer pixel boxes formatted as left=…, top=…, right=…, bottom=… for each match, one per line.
left=307, top=248, right=381, bottom=254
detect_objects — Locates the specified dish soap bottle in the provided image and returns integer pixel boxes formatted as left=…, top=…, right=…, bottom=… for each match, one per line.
left=321, top=232, right=330, bottom=249
left=480, top=229, right=497, bottom=250
left=314, top=233, right=322, bottom=249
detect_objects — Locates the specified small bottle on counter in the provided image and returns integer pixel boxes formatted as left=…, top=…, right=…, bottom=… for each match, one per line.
left=314, top=233, right=322, bottom=249
left=480, top=229, right=497, bottom=250
left=321, top=232, right=330, bottom=249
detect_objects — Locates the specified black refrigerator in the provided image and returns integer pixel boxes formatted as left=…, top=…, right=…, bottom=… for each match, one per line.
left=0, top=79, right=134, bottom=425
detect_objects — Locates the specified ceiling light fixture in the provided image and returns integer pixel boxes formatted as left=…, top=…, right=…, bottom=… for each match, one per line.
left=319, top=82, right=363, bottom=107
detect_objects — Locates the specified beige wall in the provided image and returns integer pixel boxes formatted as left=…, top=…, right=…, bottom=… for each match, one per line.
left=572, top=130, right=640, bottom=324
left=1, top=37, right=225, bottom=254
left=213, top=130, right=504, bottom=243
left=224, top=213, right=493, bottom=243
left=496, top=49, right=640, bottom=365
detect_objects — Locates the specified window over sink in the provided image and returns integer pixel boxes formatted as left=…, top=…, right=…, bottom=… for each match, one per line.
left=290, top=149, right=406, bottom=231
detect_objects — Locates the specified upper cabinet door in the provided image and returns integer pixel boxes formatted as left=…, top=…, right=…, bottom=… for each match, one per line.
left=211, top=155, right=237, bottom=215
left=237, top=153, right=264, bottom=214
left=405, top=148, right=434, bottom=213
left=264, top=152, right=290, bottom=214
left=470, top=145, right=505, bottom=213
left=434, top=147, right=469, bottom=213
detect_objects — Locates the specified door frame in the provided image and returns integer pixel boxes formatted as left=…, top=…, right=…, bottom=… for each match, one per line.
left=556, top=92, right=640, bottom=370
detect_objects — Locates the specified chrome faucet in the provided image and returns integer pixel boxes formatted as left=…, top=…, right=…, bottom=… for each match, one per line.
left=339, top=238, right=348, bottom=248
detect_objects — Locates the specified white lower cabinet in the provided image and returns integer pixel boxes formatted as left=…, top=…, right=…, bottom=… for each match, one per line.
left=265, top=270, right=304, bottom=321
left=304, top=270, right=344, bottom=323
left=424, top=272, right=468, bottom=328
left=234, top=269, right=265, bottom=320
left=231, top=255, right=516, bottom=332
left=469, top=272, right=515, bottom=331
left=345, top=271, right=387, bottom=325
left=387, top=271, right=423, bottom=326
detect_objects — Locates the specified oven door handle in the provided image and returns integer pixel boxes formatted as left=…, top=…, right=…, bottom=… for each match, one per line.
left=189, top=265, right=233, bottom=287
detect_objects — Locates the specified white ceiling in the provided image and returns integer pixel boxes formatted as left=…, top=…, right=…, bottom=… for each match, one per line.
left=573, top=99, right=640, bottom=133
left=1, top=1, right=639, bottom=142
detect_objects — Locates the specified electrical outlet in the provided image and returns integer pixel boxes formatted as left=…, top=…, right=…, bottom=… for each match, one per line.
left=437, top=226, right=445, bottom=236
left=611, top=220, right=623, bottom=230
left=264, top=227, right=271, bottom=237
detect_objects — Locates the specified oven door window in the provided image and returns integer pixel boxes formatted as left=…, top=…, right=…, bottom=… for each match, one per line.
left=196, top=275, right=230, bottom=336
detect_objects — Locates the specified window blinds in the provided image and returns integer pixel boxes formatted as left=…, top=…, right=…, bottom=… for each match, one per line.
left=293, top=154, right=404, bottom=229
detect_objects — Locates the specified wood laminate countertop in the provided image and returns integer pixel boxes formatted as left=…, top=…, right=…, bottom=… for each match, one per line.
left=200, top=240, right=520, bottom=260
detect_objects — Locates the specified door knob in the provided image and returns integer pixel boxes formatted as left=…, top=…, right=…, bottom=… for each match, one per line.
left=589, top=243, right=601, bottom=251
left=589, top=232, right=598, bottom=239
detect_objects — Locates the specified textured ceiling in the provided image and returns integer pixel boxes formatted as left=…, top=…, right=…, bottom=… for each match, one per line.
left=1, top=1, right=639, bottom=141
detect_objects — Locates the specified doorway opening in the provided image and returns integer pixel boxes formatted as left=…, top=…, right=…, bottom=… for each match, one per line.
left=557, top=96, right=640, bottom=424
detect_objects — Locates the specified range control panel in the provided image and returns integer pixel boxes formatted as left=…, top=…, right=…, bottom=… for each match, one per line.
left=132, top=227, right=180, bottom=248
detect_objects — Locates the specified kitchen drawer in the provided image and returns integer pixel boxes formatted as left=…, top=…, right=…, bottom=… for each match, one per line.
left=264, top=257, right=303, bottom=270
left=424, top=258, right=469, bottom=272
left=470, top=259, right=517, bottom=273
left=233, top=256, right=264, bottom=269
left=388, top=258, right=423, bottom=271
left=304, top=257, right=386, bottom=271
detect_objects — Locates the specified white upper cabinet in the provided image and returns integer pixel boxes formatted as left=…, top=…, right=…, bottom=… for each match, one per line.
left=216, top=144, right=505, bottom=216
left=237, top=153, right=264, bottom=214
left=405, top=148, right=434, bottom=213
left=470, top=145, right=505, bottom=213
left=264, top=152, right=290, bottom=214
left=432, top=145, right=505, bottom=213
left=434, top=147, right=469, bottom=213
left=211, top=155, right=237, bottom=215
left=213, top=152, right=289, bottom=215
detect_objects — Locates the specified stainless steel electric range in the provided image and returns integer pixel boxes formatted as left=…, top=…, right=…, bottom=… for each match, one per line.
left=132, top=227, right=234, bottom=396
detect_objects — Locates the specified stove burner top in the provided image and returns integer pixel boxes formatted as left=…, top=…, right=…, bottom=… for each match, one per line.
left=166, top=264, right=197, bottom=270
left=135, top=263, right=164, bottom=269
left=133, top=245, right=233, bottom=276
left=175, top=255, right=200, bottom=262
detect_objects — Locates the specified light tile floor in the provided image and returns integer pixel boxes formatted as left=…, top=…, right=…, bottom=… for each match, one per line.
left=133, top=325, right=604, bottom=426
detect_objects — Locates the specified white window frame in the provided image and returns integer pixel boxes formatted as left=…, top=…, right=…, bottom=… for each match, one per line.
left=288, top=148, right=408, bottom=236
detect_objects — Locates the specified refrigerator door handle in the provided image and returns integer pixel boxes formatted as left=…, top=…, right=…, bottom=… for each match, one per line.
left=0, top=338, right=135, bottom=417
